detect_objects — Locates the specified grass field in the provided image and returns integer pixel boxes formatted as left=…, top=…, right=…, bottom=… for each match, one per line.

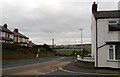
left=54, top=49, right=82, bottom=56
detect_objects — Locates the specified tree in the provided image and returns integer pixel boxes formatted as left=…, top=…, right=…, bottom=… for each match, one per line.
left=43, top=44, right=51, bottom=51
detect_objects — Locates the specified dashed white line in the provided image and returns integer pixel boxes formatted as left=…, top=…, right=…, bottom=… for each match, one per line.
left=43, top=69, right=58, bottom=75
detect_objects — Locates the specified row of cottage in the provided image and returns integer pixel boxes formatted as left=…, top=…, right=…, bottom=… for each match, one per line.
left=0, top=24, right=35, bottom=47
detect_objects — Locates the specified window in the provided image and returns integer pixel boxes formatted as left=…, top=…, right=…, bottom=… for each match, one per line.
left=109, top=20, right=120, bottom=31
left=2, top=32, right=6, bottom=37
left=109, top=24, right=120, bottom=31
left=24, top=44, right=27, bottom=46
left=14, top=37, right=17, bottom=42
left=109, top=45, right=120, bottom=60
left=118, top=20, right=120, bottom=23
left=109, top=21, right=117, bottom=23
left=115, top=45, right=120, bottom=60
left=25, top=39, right=27, bottom=42
left=109, top=45, right=114, bottom=60
left=18, top=37, right=20, bottom=42
left=10, top=34, right=13, bottom=39
left=21, top=38, right=23, bottom=42
left=6, top=33, right=9, bottom=38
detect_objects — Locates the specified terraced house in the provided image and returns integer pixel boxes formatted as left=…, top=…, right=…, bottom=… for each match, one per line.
left=0, top=24, right=29, bottom=46
left=13, top=28, right=29, bottom=46
left=0, top=24, right=14, bottom=43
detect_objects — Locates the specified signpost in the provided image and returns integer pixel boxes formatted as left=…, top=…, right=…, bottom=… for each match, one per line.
left=36, top=49, right=40, bottom=57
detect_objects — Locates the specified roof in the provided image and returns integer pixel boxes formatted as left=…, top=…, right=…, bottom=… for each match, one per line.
left=106, top=41, right=120, bottom=45
left=28, top=41, right=36, bottom=46
left=94, top=10, right=120, bottom=19
left=13, top=31, right=29, bottom=39
left=0, top=26, right=14, bottom=34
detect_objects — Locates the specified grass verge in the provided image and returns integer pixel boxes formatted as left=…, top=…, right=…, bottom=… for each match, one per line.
left=54, top=49, right=82, bottom=56
left=2, top=56, right=49, bottom=62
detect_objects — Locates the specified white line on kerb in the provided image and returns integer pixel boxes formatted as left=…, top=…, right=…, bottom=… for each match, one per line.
left=3, top=57, right=64, bottom=70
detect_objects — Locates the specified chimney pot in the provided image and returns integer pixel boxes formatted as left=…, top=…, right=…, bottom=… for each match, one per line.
left=14, top=28, right=18, bottom=33
left=3, top=24, right=7, bottom=28
left=92, top=2, right=97, bottom=14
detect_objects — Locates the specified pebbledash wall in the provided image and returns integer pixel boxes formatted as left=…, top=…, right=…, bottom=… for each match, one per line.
left=98, top=19, right=119, bottom=68
left=91, top=2, right=120, bottom=68
left=92, top=17, right=120, bottom=68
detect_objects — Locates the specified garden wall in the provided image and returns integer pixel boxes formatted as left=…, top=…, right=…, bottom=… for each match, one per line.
left=2, top=53, right=53, bottom=59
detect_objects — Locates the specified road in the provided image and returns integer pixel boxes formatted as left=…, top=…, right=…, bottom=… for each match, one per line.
left=2, top=57, right=120, bottom=77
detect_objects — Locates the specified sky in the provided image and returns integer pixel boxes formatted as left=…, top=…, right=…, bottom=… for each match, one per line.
left=0, top=0, right=119, bottom=45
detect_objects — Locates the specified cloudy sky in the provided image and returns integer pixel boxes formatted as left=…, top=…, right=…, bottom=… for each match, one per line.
left=0, top=0, right=119, bottom=45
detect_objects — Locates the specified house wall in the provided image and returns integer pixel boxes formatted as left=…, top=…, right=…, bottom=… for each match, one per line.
left=0, top=31, right=14, bottom=43
left=91, top=14, right=97, bottom=66
left=97, top=18, right=120, bottom=68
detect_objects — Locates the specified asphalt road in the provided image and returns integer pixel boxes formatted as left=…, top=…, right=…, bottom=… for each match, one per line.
left=2, top=56, right=63, bottom=69
left=2, top=56, right=120, bottom=77
left=2, top=57, right=73, bottom=75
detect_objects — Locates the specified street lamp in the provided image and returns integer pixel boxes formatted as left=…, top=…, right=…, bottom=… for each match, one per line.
left=79, top=29, right=82, bottom=53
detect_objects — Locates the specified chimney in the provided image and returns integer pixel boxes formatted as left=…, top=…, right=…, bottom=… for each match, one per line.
left=14, top=28, right=18, bottom=33
left=92, top=2, right=97, bottom=14
left=3, top=24, right=7, bottom=28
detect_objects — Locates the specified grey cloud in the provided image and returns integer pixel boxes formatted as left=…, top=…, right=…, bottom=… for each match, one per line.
left=1, top=0, right=118, bottom=45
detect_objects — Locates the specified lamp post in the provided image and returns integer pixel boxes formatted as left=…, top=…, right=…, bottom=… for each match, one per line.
left=79, top=29, right=82, bottom=53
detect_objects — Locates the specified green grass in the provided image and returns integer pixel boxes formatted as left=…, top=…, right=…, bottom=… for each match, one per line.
left=2, top=56, right=48, bottom=62
left=54, top=49, right=82, bottom=55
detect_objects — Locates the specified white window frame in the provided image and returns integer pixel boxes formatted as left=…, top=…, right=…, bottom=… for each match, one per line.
left=108, top=45, right=115, bottom=60
left=108, top=45, right=120, bottom=60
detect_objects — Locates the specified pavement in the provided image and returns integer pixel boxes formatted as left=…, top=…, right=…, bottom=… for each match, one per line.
left=63, top=61, right=120, bottom=74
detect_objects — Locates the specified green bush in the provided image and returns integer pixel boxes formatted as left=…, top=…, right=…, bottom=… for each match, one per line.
left=2, top=43, right=52, bottom=54
left=40, top=48, right=46, bottom=52
left=2, top=43, right=21, bottom=50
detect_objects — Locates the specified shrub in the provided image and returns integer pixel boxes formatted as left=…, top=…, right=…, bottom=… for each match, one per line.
left=2, top=43, right=21, bottom=50
left=20, top=49, right=30, bottom=54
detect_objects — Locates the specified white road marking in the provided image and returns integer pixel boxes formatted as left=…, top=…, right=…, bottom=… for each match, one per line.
left=56, top=57, right=65, bottom=60
left=43, top=68, right=58, bottom=75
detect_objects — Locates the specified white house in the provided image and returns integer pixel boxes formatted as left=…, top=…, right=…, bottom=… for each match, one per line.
left=91, top=2, right=120, bottom=68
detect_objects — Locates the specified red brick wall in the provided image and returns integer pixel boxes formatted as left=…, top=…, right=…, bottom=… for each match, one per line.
left=2, top=53, right=53, bottom=59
